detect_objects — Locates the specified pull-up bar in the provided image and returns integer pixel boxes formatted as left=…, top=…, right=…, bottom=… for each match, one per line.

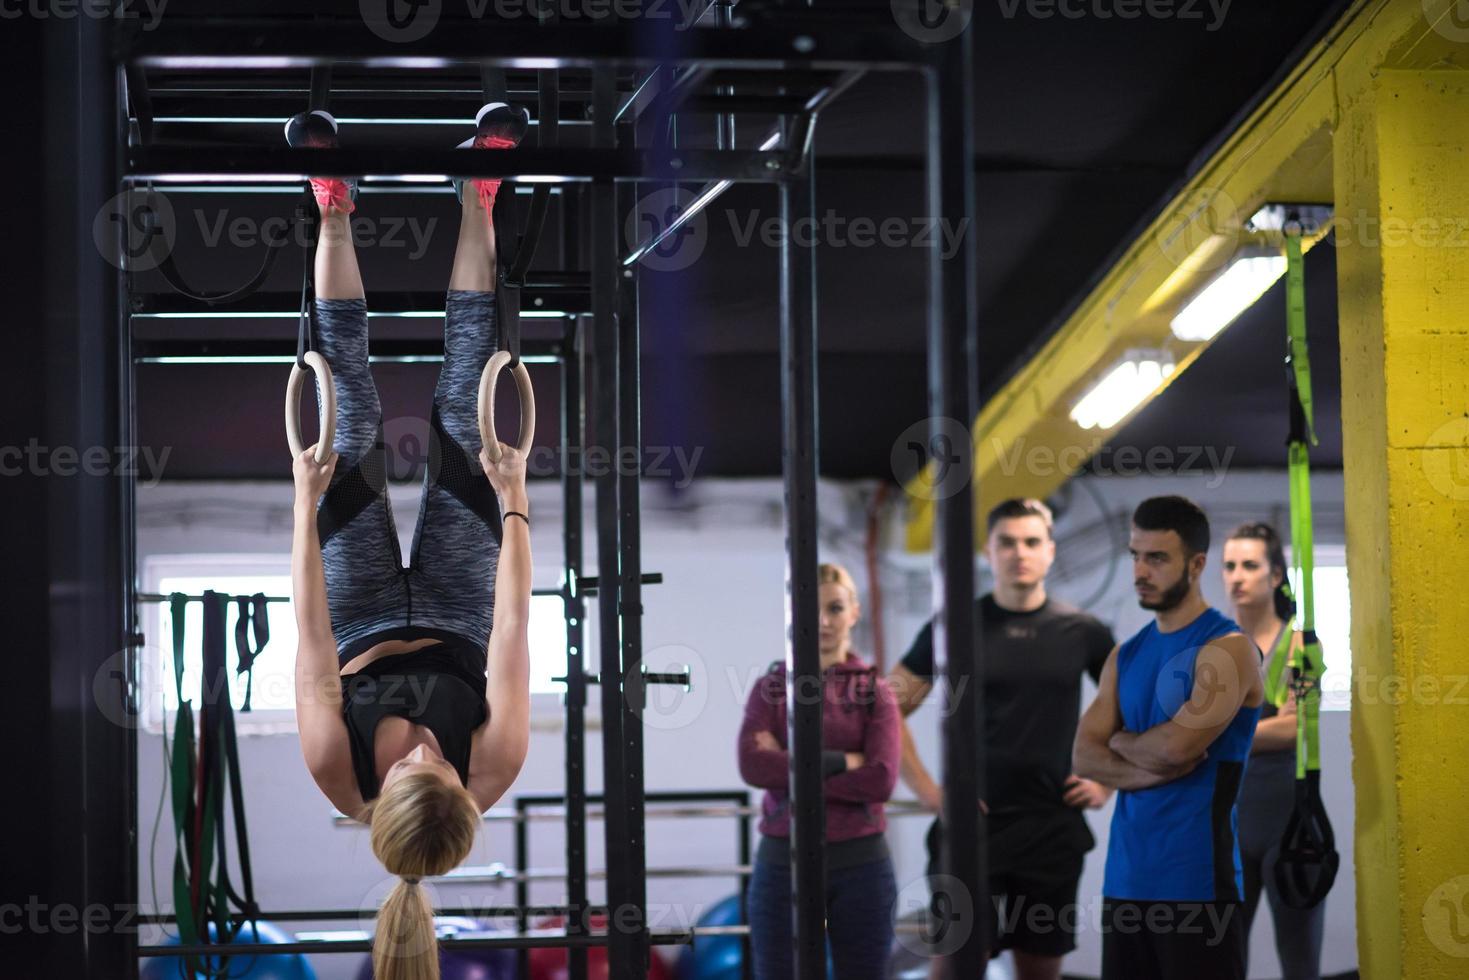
left=138, top=928, right=696, bottom=957
left=119, top=18, right=934, bottom=72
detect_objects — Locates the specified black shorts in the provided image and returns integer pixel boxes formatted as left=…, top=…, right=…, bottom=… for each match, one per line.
left=1100, top=900, right=1246, bottom=980
left=924, top=815, right=1089, bottom=958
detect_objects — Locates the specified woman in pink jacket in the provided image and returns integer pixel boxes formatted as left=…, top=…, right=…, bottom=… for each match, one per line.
left=738, top=562, right=901, bottom=980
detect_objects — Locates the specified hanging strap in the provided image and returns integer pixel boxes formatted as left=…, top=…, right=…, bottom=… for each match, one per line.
left=167, top=593, right=205, bottom=963
left=295, top=200, right=319, bottom=371
left=292, top=67, right=331, bottom=372
left=197, top=592, right=230, bottom=968
left=1274, top=221, right=1338, bottom=911
left=199, top=591, right=261, bottom=971
left=490, top=176, right=523, bottom=369
left=506, top=66, right=558, bottom=289
left=233, top=593, right=270, bottom=712
left=1284, top=226, right=1322, bottom=776
left=133, top=188, right=295, bottom=306
left=168, top=593, right=263, bottom=974
left=209, top=592, right=260, bottom=944
left=1285, top=230, right=1318, bottom=448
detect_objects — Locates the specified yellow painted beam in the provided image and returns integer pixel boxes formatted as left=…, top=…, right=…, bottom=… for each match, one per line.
left=1335, top=66, right=1469, bottom=980
left=903, top=0, right=1469, bottom=551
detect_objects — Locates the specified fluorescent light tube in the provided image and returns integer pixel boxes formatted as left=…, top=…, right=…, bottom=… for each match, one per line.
left=1070, top=354, right=1176, bottom=430
left=1170, top=254, right=1288, bottom=342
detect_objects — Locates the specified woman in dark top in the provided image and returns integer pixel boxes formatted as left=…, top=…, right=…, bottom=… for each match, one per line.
left=738, top=562, right=901, bottom=980
left=287, top=104, right=533, bottom=980
left=1224, top=522, right=1324, bottom=980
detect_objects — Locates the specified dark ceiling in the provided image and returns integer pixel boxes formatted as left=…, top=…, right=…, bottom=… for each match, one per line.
left=130, top=0, right=1350, bottom=487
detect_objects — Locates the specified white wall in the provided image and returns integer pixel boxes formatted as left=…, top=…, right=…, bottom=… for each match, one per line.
left=135, top=471, right=1355, bottom=979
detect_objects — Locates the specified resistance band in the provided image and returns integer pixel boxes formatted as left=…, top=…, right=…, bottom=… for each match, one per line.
left=1274, top=224, right=1340, bottom=910
left=233, top=593, right=270, bottom=712
left=167, top=592, right=261, bottom=976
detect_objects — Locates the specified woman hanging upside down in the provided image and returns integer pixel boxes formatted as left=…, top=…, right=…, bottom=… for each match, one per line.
left=286, top=102, right=531, bottom=980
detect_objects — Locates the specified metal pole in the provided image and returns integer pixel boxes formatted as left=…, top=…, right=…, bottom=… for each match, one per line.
left=616, top=138, right=651, bottom=976
left=20, top=15, right=134, bottom=977
left=780, top=159, right=826, bottom=978
left=117, top=51, right=144, bottom=980
left=563, top=315, right=590, bottom=980
left=138, top=931, right=695, bottom=957
left=591, top=63, right=635, bottom=980
left=928, top=24, right=985, bottom=979
left=738, top=790, right=754, bottom=980
left=516, top=796, right=531, bottom=980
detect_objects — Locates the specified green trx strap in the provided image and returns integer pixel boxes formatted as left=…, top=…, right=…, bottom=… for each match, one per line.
left=1283, top=227, right=1323, bottom=776
left=1275, top=223, right=1339, bottom=911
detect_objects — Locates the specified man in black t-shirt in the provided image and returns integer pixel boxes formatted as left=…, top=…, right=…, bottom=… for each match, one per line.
left=889, top=498, right=1115, bottom=980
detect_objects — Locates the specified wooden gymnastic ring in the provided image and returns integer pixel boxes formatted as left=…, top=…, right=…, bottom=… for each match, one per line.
left=478, top=351, right=536, bottom=463
left=285, top=351, right=336, bottom=464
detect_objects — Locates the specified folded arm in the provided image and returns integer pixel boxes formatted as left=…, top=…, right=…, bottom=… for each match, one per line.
left=824, top=677, right=901, bottom=803
left=1108, top=633, right=1262, bottom=773
left=1073, top=646, right=1198, bottom=791
left=738, top=675, right=790, bottom=790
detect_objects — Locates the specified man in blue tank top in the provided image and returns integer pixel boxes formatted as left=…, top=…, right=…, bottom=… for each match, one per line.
left=1073, top=496, right=1264, bottom=980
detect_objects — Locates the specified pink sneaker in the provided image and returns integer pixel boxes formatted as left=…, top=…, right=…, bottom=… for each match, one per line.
left=284, top=109, right=357, bottom=214
left=454, top=102, right=530, bottom=213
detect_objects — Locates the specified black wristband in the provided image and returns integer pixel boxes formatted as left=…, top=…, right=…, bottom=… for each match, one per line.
left=503, top=510, right=529, bottom=527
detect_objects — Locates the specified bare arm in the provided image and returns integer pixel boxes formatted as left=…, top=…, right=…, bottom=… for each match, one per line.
left=1109, top=634, right=1264, bottom=772
left=886, top=665, right=943, bottom=811
left=289, top=448, right=364, bottom=817
left=290, top=450, right=335, bottom=656
left=1252, top=708, right=1298, bottom=753
left=470, top=445, right=532, bottom=811
left=1073, top=646, right=1200, bottom=791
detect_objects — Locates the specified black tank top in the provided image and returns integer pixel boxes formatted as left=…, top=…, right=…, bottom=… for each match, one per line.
left=340, top=640, right=488, bottom=801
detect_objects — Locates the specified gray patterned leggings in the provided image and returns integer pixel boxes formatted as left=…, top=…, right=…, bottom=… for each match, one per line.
left=312, top=292, right=503, bottom=667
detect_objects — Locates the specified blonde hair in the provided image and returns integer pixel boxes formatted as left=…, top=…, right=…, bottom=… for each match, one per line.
left=817, top=562, right=861, bottom=606
left=363, top=771, right=481, bottom=980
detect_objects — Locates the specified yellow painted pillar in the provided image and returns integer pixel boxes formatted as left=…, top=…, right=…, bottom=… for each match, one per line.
left=1334, top=68, right=1469, bottom=979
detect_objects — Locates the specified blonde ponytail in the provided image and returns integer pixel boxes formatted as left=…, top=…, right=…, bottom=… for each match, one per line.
left=365, top=771, right=481, bottom=980
left=371, top=877, right=439, bottom=980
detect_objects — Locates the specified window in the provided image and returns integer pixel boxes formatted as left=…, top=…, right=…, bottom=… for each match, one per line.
left=143, top=555, right=298, bottom=734
left=1289, top=552, right=1351, bottom=712
left=141, top=555, right=575, bottom=734
left=528, top=593, right=571, bottom=696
